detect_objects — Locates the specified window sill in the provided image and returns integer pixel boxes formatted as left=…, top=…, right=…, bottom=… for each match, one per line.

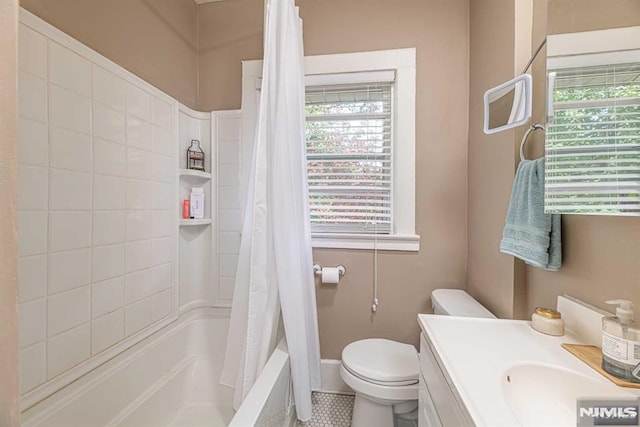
left=311, top=233, right=420, bottom=251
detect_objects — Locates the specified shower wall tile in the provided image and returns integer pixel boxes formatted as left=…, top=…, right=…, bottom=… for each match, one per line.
left=219, top=232, right=241, bottom=254
left=49, top=42, right=91, bottom=97
left=20, top=342, right=47, bottom=393
left=218, top=164, right=240, bottom=187
left=48, top=211, right=91, bottom=252
left=218, top=278, right=235, bottom=301
left=219, top=209, right=242, bottom=232
left=48, top=249, right=91, bottom=294
left=92, top=65, right=125, bottom=111
left=92, top=276, right=125, bottom=319
left=47, top=323, right=90, bottom=379
left=50, top=127, right=92, bottom=173
left=18, top=22, right=176, bottom=392
left=218, top=255, right=239, bottom=278
left=47, top=286, right=91, bottom=337
left=19, top=25, right=47, bottom=78
left=18, top=255, right=47, bottom=303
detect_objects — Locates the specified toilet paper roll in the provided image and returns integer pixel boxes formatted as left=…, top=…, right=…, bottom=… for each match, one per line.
left=321, top=267, right=340, bottom=284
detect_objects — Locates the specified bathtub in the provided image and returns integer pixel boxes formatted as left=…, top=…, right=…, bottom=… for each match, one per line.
left=21, top=308, right=296, bottom=427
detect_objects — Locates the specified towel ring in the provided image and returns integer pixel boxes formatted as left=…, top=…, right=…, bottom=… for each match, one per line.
left=520, top=123, right=545, bottom=161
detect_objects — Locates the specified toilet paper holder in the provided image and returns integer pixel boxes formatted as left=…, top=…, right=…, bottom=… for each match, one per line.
left=312, top=264, right=346, bottom=277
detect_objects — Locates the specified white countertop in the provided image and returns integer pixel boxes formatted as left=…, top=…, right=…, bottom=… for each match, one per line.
left=418, top=314, right=640, bottom=426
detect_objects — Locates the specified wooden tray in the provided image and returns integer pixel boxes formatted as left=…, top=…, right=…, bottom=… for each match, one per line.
left=562, top=343, right=640, bottom=389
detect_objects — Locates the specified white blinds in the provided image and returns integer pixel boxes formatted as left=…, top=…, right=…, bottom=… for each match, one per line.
left=305, top=82, right=393, bottom=233
left=545, top=63, right=640, bottom=214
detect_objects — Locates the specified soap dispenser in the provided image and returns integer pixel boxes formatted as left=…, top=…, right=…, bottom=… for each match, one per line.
left=602, top=299, right=640, bottom=383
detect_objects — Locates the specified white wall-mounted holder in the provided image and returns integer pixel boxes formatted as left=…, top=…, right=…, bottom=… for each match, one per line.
left=312, top=264, right=346, bottom=277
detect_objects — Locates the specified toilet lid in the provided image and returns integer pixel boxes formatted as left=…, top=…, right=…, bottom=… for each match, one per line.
left=342, top=339, right=418, bottom=385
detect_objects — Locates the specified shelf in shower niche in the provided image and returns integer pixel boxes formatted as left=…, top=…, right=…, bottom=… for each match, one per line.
left=179, top=219, right=212, bottom=226
left=179, top=169, right=211, bottom=180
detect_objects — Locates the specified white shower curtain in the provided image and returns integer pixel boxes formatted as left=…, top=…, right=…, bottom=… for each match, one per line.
left=219, top=0, right=321, bottom=421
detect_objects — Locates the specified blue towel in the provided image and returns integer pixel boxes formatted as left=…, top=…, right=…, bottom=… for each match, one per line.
left=500, top=158, right=561, bottom=271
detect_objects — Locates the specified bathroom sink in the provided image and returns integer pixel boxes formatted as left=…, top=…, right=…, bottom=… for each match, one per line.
left=502, top=363, right=634, bottom=426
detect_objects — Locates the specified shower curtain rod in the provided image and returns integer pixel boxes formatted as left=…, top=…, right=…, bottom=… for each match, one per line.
left=522, top=38, right=547, bottom=75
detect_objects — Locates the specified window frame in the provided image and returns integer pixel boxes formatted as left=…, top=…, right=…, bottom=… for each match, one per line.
left=241, top=48, right=419, bottom=251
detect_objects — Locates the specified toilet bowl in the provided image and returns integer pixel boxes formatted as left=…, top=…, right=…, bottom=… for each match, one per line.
left=341, top=289, right=495, bottom=427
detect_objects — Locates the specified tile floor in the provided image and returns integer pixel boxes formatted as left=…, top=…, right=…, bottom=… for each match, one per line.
left=297, top=392, right=355, bottom=427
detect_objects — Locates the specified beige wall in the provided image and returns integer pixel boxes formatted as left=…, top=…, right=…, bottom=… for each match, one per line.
left=0, top=0, right=20, bottom=423
left=199, top=0, right=470, bottom=359
left=20, top=0, right=199, bottom=108
left=524, top=0, right=640, bottom=314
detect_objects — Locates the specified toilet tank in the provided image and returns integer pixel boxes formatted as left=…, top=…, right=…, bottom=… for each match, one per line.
left=431, top=289, right=496, bottom=318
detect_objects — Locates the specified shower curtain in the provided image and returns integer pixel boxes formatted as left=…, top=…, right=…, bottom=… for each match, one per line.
left=219, top=0, right=321, bottom=421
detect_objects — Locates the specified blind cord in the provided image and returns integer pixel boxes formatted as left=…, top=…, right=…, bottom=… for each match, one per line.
left=372, top=221, right=379, bottom=313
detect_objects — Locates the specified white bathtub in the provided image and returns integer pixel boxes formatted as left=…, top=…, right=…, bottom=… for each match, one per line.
left=21, top=308, right=295, bottom=427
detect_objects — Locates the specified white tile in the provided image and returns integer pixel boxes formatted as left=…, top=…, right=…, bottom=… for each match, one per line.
left=151, top=97, right=173, bottom=129
left=152, top=154, right=172, bottom=183
left=91, top=309, right=124, bottom=354
left=126, top=180, right=153, bottom=210
left=218, top=141, right=240, bottom=164
left=48, top=287, right=90, bottom=337
left=126, top=240, right=152, bottom=273
left=93, top=103, right=125, bottom=144
left=152, top=126, right=172, bottom=157
left=94, top=138, right=126, bottom=176
left=92, top=276, right=124, bottom=318
left=48, top=249, right=91, bottom=294
left=49, top=42, right=91, bottom=97
left=49, top=169, right=92, bottom=210
left=219, top=255, right=239, bottom=278
left=219, top=209, right=242, bottom=231
left=127, top=147, right=153, bottom=180
left=152, top=183, right=172, bottom=210
left=219, top=277, right=235, bottom=301
left=19, top=72, right=47, bottom=122
left=92, top=65, right=125, bottom=111
left=20, top=342, right=46, bottom=393
left=125, top=84, right=151, bottom=121
left=18, top=165, right=48, bottom=210
left=49, top=211, right=91, bottom=252
left=18, top=255, right=47, bottom=303
left=126, top=116, right=152, bottom=151
left=151, top=262, right=172, bottom=293
left=18, top=118, right=48, bottom=166
left=18, top=211, right=47, bottom=256
left=218, top=186, right=241, bottom=209
left=125, top=268, right=153, bottom=304
left=92, top=244, right=125, bottom=282
left=219, top=232, right=241, bottom=254
left=126, top=211, right=152, bottom=241
left=47, top=323, right=90, bottom=379
left=49, top=127, right=92, bottom=173
left=150, top=290, right=172, bottom=322
left=93, top=175, right=126, bottom=210
left=49, top=85, right=91, bottom=134
left=19, top=299, right=46, bottom=348
left=218, top=164, right=240, bottom=186
left=217, top=116, right=241, bottom=141
left=125, top=299, right=151, bottom=337
left=151, top=237, right=171, bottom=266
left=93, top=211, right=126, bottom=246
left=151, top=210, right=172, bottom=238
left=19, top=24, right=47, bottom=78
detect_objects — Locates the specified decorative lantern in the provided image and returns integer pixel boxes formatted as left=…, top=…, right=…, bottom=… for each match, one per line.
left=187, top=139, right=205, bottom=171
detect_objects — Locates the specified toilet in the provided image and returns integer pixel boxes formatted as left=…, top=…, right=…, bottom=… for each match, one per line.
left=340, top=289, right=495, bottom=427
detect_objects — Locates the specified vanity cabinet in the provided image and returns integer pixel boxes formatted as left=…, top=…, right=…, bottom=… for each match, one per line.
left=418, top=334, right=474, bottom=427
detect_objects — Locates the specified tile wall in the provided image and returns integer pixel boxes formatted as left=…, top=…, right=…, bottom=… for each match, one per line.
left=17, top=23, right=176, bottom=394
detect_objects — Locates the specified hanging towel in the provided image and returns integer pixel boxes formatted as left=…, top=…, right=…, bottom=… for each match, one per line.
left=500, top=158, right=562, bottom=271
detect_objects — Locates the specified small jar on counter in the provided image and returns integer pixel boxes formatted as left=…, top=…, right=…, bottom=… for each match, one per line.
left=531, top=307, right=565, bottom=336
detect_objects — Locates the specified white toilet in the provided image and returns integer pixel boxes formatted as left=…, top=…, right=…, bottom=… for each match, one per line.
left=340, top=289, right=495, bottom=427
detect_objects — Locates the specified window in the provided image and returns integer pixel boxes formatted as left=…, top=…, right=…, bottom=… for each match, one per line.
left=241, top=48, right=419, bottom=250
left=305, top=81, right=393, bottom=234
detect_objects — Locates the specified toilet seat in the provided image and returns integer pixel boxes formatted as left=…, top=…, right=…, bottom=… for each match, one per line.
left=342, top=339, right=418, bottom=386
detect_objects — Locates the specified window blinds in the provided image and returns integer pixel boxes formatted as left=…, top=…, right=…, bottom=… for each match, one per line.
left=545, top=63, right=640, bottom=214
left=305, top=82, right=393, bottom=233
